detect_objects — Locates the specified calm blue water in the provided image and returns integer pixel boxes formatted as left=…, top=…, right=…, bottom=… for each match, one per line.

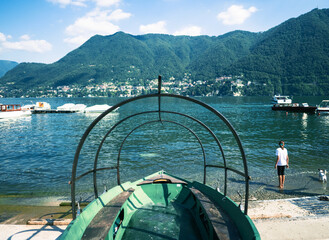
left=0, top=96, right=328, bottom=204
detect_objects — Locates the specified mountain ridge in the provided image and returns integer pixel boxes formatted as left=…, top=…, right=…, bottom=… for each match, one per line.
left=1, top=8, right=329, bottom=97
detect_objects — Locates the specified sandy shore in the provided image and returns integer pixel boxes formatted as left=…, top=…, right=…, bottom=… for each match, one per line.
left=248, top=196, right=329, bottom=239
left=0, top=224, right=66, bottom=240
left=1, top=196, right=329, bottom=240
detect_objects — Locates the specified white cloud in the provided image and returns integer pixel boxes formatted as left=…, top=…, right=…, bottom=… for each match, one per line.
left=0, top=32, right=52, bottom=53
left=217, top=5, right=257, bottom=25
left=109, top=9, right=131, bottom=21
left=173, top=26, right=202, bottom=36
left=47, top=0, right=87, bottom=7
left=0, top=32, right=7, bottom=42
left=93, top=0, right=120, bottom=7
left=139, top=21, right=168, bottom=34
left=64, top=8, right=131, bottom=45
left=64, top=35, right=91, bottom=45
left=48, top=0, right=121, bottom=8
left=20, top=34, right=31, bottom=40
left=2, top=39, right=52, bottom=53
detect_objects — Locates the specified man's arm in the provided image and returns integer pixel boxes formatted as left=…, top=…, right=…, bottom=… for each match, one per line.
left=275, top=155, right=279, bottom=168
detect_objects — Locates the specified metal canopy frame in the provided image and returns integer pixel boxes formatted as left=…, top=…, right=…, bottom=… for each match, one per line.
left=70, top=76, right=250, bottom=219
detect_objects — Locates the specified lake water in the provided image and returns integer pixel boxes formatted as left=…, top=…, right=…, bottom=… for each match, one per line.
left=0, top=96, right=328, bottom=205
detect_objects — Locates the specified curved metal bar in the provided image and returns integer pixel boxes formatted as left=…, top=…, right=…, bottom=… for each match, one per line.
left=71, top=92, right=250, bottom=218
left=92, top=110, right=156, bottom=198
left=157, top=75, right=162, bottom=122
left=92, top=110, right=226, bottom=198
left=162, top=94, right=250, bottom=215
left=116, top=119, right=206, bottom=186
left=72, top=96, right=158, bottom=219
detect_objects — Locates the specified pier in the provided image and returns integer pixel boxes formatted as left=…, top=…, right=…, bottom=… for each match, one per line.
left=32, top=109, right=81, bottom=114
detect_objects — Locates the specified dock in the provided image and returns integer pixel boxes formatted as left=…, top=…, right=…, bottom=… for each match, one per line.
left=32, top=109, right=81, bottom=114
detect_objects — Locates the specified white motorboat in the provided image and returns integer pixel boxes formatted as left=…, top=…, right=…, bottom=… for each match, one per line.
left=35, top=102, right=51, bottom=110
left=57, top=103, right=76, bottom=111
left=22, top=101, right=52, bottom=111
left=84, top=104, right=113, bottom=113
left=57, top=103, right=86, bottom=112
left=71, top=104, right=87, bottom=112
left=21, top=104, right=35, bottom=111
left=317, top=100, right=329, bottom=115
left=0, top=104, right=32, bottom=119
left=272, top=95, right=292, bottom=104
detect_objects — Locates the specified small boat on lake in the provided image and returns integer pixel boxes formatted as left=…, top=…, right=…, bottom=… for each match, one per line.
left=57, top=103, right=87, bottom=112
left=34, top=102, right=51, bottom=110
left=22, top=101, right=52, bottom=111
left=0, top=104, right=32, bottom=119
left=60, top=76, right=260, bottom=240
left=84, top=104, right=113, bottom=113
left=271, top=95, right=292, bottom=104
left=317, top=100, right=329, bottom=115
left=272, top=102, right=317, bottom=113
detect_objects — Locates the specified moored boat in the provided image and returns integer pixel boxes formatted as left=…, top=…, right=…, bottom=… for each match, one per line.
left=84, top=104, right=113, bottom=113
left=317, top=100, right=329, bottom=115
left=60, top=76, right=260, bottom=240
left=62, top=171, right=259, bottom=240
left=34, top=102, right=51, bottom=110
left=0, top=104, right=32, bottom=119
left=57, top=103, right=87, bottom=112
left=271, top=95, right=292, bottom=104
left=22, top=101, right=52, bottom=111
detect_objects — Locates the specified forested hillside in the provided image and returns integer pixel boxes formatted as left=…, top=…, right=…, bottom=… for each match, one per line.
left=227, top=8, right=329, bottom=95
left=0, top=60, right=18, bottom=77
left=1, top=8, right=329, bottom=97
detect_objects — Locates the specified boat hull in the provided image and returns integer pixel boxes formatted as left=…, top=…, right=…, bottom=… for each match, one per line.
left=61, top=171, right=259, bottom=240
left=272, top=105, right=317, bottom=113
left=317, top=109, right=329, bottom=115
left=0, top=110, right=32, bottom=119
left=84, top=104, right=113, bottom=113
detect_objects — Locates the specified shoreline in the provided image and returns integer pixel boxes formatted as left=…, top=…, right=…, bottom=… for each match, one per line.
left=248, top=196, right=329, bottom=239
left=1, top=195, right=329, bottom=239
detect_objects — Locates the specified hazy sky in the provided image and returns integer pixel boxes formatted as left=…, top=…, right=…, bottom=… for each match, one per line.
left=0, top=0, right=328, bottom=64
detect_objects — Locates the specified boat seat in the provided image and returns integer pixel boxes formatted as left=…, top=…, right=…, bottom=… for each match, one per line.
left=81, top=188, right=135, bottom=240
left=190, top=188, right=241, bottom=240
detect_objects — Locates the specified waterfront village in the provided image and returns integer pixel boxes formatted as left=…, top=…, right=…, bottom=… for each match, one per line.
left=5, top=74, right=248, bottom=98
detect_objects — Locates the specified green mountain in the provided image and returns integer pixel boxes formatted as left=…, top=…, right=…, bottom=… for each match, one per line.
left=1, top=8, right=329, bottom=97
left=0, top=60, right=18, bottom=77
left=227, top=8, right=329, bottom=95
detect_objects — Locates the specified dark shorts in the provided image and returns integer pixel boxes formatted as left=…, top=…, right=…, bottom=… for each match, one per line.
left=277, top=166, right=286, bottom=176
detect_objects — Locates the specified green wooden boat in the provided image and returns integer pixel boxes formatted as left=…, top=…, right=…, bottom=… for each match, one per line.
left=60, top=77, right=260, bottom=240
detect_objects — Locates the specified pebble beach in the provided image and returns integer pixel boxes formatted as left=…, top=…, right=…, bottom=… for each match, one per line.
left=1, top=195, right=329, bottom=240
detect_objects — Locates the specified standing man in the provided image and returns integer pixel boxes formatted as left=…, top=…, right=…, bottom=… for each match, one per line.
left=275, top=140, right=289, bottom=189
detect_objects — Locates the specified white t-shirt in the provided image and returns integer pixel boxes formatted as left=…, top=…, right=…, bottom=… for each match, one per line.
left=276, top=147, right=288, bottom=166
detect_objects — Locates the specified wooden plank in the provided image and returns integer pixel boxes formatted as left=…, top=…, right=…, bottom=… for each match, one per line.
left=81, top=188, right=134, bottom=240
left=190, top=188, right=241, bottom=240
left=27, top=218, right=72, bottom=225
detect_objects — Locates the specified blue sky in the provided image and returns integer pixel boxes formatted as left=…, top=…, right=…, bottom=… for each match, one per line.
left=0, top=0, right=328, bottom=64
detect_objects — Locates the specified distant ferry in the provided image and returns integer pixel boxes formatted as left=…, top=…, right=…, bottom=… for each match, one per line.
left=0, top=104, right=32, bottom=119
left=271, top=95, right=292, bottom=104
left=271, top=95, right=317, bottom=113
